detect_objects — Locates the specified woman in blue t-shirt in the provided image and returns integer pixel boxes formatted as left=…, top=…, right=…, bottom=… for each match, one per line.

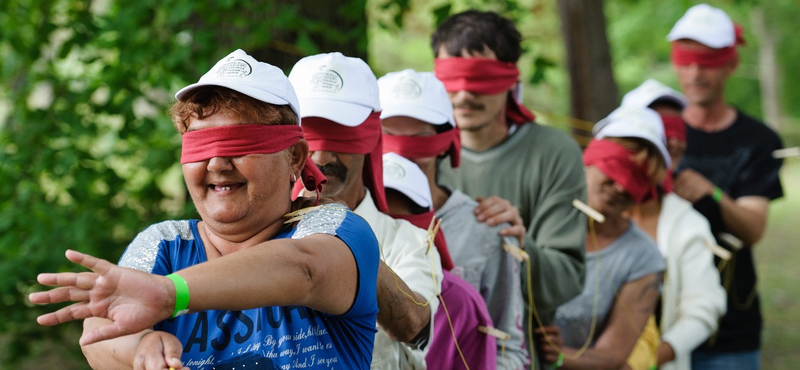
left=29, top=49, right=380, bottom=370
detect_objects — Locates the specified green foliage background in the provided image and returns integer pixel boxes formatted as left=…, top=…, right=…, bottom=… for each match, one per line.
left=1, top=0, right=798, bottom=368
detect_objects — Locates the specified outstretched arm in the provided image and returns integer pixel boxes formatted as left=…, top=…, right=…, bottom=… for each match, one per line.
left=30, top=233, right=359, bottom=345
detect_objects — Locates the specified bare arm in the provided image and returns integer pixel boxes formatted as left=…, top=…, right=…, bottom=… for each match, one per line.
left=30, top=233, right=361, bottom=345
left=537, top=273, right=661, bottom=370
left=674, top=169, right=770, bottom=246
left=376, top=262, right=431, bottom=343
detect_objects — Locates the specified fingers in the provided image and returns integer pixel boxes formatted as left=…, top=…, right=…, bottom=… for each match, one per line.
left=134, top=332, right=186, bottom=370
left=80, top=322, right=134, bottom=346
left=66, top=249, right=114, bottom=276
left=36, top=302, right=94, bottom=326
left=29, top=286, right=90, bottom=305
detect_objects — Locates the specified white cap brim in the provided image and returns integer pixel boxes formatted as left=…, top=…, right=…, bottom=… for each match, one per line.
left=380, top=104, right=453, bottom=126
left=176, top=80, right=295, bottom=110
left=298, top=98, right=374, bottom=127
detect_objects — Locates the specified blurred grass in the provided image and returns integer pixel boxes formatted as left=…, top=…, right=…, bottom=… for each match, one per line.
left=759, top=159, right=800, bottom=369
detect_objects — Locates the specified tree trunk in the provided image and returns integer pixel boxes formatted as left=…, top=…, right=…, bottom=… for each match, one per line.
left=557, top=0, right=618, bottom=144
left=752, top=7, right=782, bottom=130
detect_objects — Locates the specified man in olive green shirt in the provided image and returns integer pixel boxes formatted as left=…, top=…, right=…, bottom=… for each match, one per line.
left=432, top=10, right=587, bottom=366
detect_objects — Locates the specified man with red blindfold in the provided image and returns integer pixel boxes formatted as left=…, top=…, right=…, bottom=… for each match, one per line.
left=29, top=49, right=381, bottom=369
left=668, top=5, right=784, bottom=369
left=379, top=69, right=528, bottom=369
left=431, top=10, right=587, bottom=367
left=288, top=52, right=443, bottom=370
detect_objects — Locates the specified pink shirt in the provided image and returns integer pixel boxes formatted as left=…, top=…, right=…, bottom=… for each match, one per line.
left=426, top=270, right=497, bottom=369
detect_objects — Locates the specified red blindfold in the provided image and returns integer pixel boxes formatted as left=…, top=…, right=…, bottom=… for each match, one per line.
left=180, top=124, right=326, bottom=194
left=382, top=128, right=461, bottom=168
left=298, top=112, right=389, bottom=212
left=660, top=114, right=686, bottom=142
left=671, top=24, right=745, bottom=68
left=434, top=57, right=535, bottom=125
left=583, top=139, right=657, bottom=204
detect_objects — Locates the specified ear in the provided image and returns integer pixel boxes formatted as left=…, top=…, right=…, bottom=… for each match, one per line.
left=289, top=139, right=310, bottom=177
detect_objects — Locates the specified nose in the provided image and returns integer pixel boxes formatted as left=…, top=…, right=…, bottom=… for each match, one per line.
left=310, top=150, right=338, bottom=167
left=207, top=157, right=234, bottom=172
left=449, top=90, right=476, bottom=103
left=611, top=181, right=627, bottom=195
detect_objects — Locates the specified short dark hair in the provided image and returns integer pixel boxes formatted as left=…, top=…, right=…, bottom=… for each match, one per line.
left=431, top=10, right=522, bottom=63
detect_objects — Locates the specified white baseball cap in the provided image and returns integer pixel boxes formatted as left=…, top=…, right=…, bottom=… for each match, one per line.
left=382, top=152, right=432, bottom=210
left=378, top=69, right=456, bottom=127
left=288, top=52, right=381, bottom=127
left=621, top=79, right=687, bottom=110
left=594, top=106, right=671, bottom=168
left=667, top=4, right=736, bottom=48
left=175, top=49, right=300, bottom=119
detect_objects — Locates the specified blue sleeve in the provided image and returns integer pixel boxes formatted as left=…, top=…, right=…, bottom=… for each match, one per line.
left=332, top=211, right=380, bottom=318
left=291, top=205, right=380, bottom=318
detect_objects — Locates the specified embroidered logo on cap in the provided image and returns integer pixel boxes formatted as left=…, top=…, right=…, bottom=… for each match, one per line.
left=310, top=67, right=344, bottom=94
left=390, top=78, right=423, bottom=100
left=384, top=161, right=406, bottom=181
left=216, top=58, right=253, bottom=78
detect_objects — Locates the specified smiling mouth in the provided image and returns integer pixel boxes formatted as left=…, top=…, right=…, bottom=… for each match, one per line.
left=209, top=183, right=243, bottom=192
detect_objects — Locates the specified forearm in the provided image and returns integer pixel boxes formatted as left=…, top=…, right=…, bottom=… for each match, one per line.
left=179, top=235, right=357, bottom=316
left=718, top=194, right=767, bottom=246
left=657, top=341, right=676, bottom=366
left=559, top=347, right=627, bottom=370
left=376, top=262, right=432, bottom=342
left=81, top=318, right=150, bottom=370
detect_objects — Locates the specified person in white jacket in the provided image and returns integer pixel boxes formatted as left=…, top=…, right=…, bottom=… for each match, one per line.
left=613, top=80, right=727, bottom=370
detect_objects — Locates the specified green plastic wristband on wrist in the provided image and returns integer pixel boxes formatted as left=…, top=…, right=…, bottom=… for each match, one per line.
left=166, top=273, right=190, bottom=318
left=551, top=353, right=564, bottom=369
left=712, top=186, right=724, bottom=203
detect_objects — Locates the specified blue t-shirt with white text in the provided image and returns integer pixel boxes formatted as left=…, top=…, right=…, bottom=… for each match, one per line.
left=118, top=205, right=379, bottom=370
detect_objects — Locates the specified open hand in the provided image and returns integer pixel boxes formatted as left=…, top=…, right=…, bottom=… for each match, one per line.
left=29, top=250, right=174, bottom=345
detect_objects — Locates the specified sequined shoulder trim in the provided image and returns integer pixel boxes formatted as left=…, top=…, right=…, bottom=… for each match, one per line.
left=292, top=204, right=348, bottom=239
left=118, top=220, right=194, bottom=272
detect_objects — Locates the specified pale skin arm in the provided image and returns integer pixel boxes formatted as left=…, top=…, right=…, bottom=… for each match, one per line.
left=376, top=262, right=431, bottom=343
left=29, top=233, right=359, bottom=346
left=474, top=195, right=526, bottom=248
left=535, top=273, right=661, bottom=370
left=673, top=169, right=769, bottom=246
left=80, top=319, right=189, bottom=370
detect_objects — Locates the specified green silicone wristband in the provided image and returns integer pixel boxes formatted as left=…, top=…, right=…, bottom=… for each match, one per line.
left=712, top=186, right=723, bottom=203
left=551, top=353, right=564, bottom=369
left=166, top=273, right=190, bottom=318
